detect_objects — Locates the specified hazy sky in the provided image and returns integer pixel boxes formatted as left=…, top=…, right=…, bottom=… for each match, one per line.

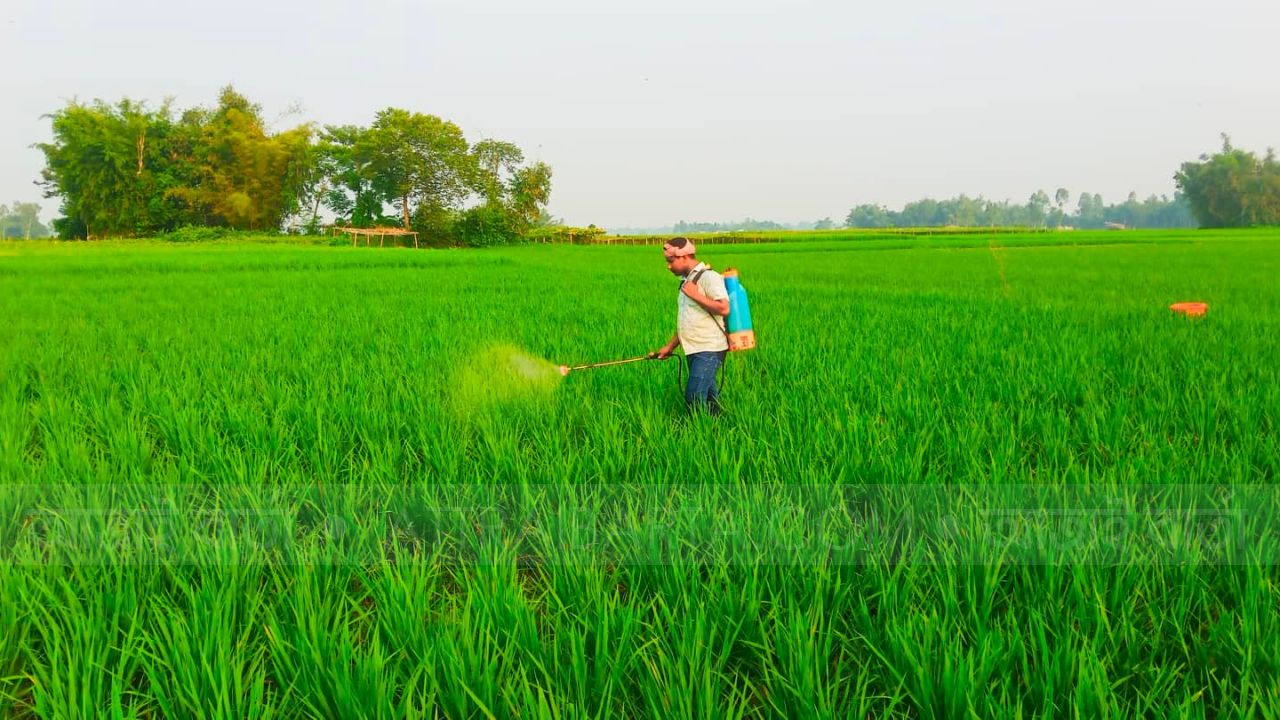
left=3, top=0, right=1277, bottom=228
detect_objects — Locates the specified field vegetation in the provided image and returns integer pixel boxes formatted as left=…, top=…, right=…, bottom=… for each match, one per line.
left=1, top=229, right=1277, bottom=716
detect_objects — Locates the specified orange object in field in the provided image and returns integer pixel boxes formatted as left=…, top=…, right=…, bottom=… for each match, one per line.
left=1169, top=302, right=1208, bottom=317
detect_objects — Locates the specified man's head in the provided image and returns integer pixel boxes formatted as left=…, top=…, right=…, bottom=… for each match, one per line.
left=662, top=237, right=698, bottom=275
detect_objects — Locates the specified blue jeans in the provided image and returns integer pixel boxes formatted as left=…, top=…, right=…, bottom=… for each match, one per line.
left=685, top=351, right=726, bottom=415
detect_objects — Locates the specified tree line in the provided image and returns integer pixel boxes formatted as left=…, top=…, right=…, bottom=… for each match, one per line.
left=845, top=138, right=1280, bottom=230
left=846, top=190, right=1193, bottom=230
left=672, top=218, right=816, bottom=233
left=35, top=86, right=552, bottom=245
left=33, top=98, right=1278, bottom=242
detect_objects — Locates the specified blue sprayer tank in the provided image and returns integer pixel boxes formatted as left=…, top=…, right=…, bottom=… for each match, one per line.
left=721, top=269, right=756, bottom=351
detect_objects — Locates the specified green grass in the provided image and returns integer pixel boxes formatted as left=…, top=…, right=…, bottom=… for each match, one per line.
left=1, top=229, right=1278, bottom=717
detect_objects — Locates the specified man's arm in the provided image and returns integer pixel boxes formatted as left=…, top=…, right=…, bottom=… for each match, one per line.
left=655, top=333, right=681, bottom=359
left=682, top=281, right=730, bottom=316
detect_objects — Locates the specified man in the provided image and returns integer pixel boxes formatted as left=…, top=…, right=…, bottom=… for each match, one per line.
left=652, top=237, right=730, bottom=415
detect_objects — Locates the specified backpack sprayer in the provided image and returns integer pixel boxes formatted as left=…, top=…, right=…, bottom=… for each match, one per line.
left=721, top=268, right=755, bottom=351
left=558, top=266, right=755, bottom=376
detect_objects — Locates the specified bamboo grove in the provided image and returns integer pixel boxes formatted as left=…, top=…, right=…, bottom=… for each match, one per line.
left=36, top=86, right=552, bottom=245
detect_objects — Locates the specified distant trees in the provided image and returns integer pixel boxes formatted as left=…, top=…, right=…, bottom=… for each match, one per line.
left=1175, top=135, right=1280, bottom=228
left=845, top=191, right=1194, bottom=229
left=0, top=202, right=48, bottom=239
left=1027, top=190, right=1051, bottom=228
left=845, top=205, right=893, bottom=229
left=673, top=218, right=786, bottom=233
left=655, top=217, right=842, bottom=233
left=841, top=137, right=1280, bottom=231
left=1075, top=192, right=1105, bottom=228
left=36, top=88, right=554, bottom=244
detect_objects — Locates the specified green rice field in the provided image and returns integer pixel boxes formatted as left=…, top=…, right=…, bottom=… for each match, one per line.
left=1, top=229, right=1278, bottom=717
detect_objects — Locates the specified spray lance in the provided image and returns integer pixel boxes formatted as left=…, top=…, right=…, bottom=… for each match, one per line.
left=557, top=353, right=669, bottom=376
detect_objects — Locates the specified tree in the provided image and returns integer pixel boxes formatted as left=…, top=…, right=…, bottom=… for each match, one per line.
left=1027, top=190, right=1050, bottom=227
left=37, top=87, right=316, bottom=237
left=814, top=217, right=834, bottom=230
left=901, top=198, right=946, bottom=226
left=470, top=139, right=524, bottom=203
left=1, top=202, right=51, bottom=239
left=1052, top=188, right=1070, bottom=227
left=278, top=128, right=321, bottom=234
left=508, top=162, right=553, bottom=231
left=845, top=204, right=893, bottom=228
left=317, top=125, right=384, bottom=227
left=1112, top=191, right=1141, bottom=227
left=456, top=202, right=518, bottom=247
left=12, top=202, right=41, bottom=239
left=36, top=98, right=181, bottom=238
left=1157, top=193, right=1196, bottom=228
left=1175, top=135, right=1280, bottom=228
left=983, top=199, right=1019, bottom=226
left=1072, top=192, right=1101, bottom=228
left=1055, top=188, right=1070, bottom=210
left=36, top=89, right=553, bottom=243
left=167, top=86, right=315, bottom=231
left=363, top=108, right=471, bottom=229
left=944, top=195, right=983, bottom=226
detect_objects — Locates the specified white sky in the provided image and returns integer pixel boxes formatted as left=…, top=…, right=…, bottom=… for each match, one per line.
left=2, top=0, right=1277, bottom=228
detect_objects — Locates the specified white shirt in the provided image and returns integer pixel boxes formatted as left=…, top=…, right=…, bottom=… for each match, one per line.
left=677, top=262, right=729, bottom=354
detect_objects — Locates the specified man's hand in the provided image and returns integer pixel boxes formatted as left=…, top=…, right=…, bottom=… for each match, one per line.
left=655, top=333, right=680, bottom=360
left=683, top=281, right=730, bottom=316
left=686, top=280, right=727, bottom=313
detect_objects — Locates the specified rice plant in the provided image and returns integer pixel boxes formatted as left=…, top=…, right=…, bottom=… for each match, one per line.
left=0, top=229, right=1277, bottom=717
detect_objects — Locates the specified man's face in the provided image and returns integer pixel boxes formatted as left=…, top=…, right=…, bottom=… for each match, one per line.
left=665, top=254, right=693, bottom=276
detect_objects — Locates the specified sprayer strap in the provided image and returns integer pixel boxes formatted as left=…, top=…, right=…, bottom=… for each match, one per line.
left=685, top=268, right=730, bottom=344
